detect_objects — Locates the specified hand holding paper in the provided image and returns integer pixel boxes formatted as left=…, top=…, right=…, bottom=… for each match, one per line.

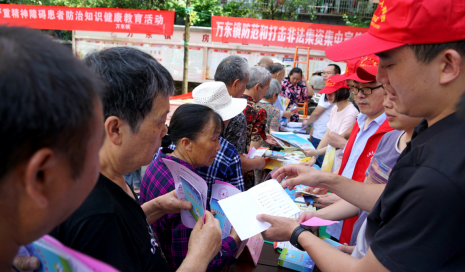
left=219, top=179, right=300, bottom=240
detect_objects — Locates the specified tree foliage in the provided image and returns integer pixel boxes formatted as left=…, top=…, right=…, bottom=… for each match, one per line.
left=237, top=0, right=317, bottom=21
left=341, top=2, right=375, bottom=28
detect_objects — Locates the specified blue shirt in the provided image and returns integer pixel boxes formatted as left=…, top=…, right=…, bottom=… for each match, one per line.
left=341, top=113, right=386, bottom=179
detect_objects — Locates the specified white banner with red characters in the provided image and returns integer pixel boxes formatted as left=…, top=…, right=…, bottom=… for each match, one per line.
left=212, top=16, right=368, bottom=51
left=0, top=4, right=174, bottom=35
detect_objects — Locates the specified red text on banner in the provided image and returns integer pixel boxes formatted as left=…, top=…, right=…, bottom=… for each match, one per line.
left=212, top=16, right=368, bottom=51
left=0, top=4, right=174, bottom=35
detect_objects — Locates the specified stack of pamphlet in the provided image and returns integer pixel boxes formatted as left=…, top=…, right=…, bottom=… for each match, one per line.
left=278, top=248, right=315, bottom=272
left=271, top=132, right=314, bottom=150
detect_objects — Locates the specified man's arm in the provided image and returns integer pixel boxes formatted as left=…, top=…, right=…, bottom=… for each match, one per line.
left=298, top=232, right=389, bottom=272
left=274, top=164, right=386, bottom=212
left=240, top=155, right=266, bottom=172
left=256, top=215, right=389, bottom=272
left=297, top=199, right=359, bottom=223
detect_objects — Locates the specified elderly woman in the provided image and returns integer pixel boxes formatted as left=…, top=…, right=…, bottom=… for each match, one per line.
left=281, top=67, right=314, bottom=122
left=51, top=47, right=222, bottom=272
left=141, top=104, right=241, bottom=272
left=259, top=78, right=282, bottom=132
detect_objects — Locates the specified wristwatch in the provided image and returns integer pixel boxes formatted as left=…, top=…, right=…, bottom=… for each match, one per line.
left=290, top=225, right=314, bottom=251
left=315, top=149, right=320, bottom=159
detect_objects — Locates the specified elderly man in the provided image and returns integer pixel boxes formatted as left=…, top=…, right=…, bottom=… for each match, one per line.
left=214, top=56, right=265, bottom=176
left=302, top=64, right=340, bottom=166
left=258, top=56, right=273, bottom=67
left=51, top=47, right=222, bottom=272
left=257, top=0, right=465, bottom=270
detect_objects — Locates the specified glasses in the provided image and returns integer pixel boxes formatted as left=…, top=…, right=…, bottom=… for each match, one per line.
left=350, top=85, right=384, bottom=95
left=322, top=71, right=334, bottom=75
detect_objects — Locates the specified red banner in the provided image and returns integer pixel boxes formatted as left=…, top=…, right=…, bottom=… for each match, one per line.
left=212, top=16, right=368, bottom=51
left=0, top=4, right=174, bottom=35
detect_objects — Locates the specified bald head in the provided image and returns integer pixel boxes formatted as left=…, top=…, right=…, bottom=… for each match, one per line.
left=258, top=57, right=273, bottom=67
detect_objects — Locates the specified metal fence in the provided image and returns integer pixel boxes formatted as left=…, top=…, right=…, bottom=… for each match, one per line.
left=225, top=0, right=378, bottom=18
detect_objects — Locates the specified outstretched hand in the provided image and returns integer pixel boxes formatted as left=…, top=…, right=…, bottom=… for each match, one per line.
left=272, top=164, right=325, bottom=190
left=256, top=214, right=299, bottom=241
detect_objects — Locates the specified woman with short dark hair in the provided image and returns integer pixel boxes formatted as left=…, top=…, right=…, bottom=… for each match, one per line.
left=141, top=104, right=241, bottom=272
left=303, top=75, right=359, bottom=172
left=280, top=67, right=314, bottom=121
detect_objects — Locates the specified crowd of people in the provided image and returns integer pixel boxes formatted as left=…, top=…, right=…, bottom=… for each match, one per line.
left=1, top=0, right=465, bottom=271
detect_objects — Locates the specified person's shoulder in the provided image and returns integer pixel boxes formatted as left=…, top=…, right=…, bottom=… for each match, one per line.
left=382, top=130, right=404, bottom=141
left=218, top=137, right=240, bottom=160
left=347, top=103, right=360, bottom=115
left=59, top=176, right=119, bottom=226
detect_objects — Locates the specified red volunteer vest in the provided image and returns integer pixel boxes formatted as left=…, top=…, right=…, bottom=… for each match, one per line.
left=337, top=118, right=393, bottom=245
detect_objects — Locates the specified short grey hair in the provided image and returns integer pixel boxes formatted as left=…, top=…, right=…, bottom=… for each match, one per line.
left=246, top=66, right=272, bottom=89
left=264, top=79, right=281, bottom=99
left=214, top=55, right=249, bottom=86
left=84, top=47, right=175, bottom=132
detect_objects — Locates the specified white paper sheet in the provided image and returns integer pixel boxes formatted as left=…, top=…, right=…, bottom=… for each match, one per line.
left=219, top=179, right=300, bottom=240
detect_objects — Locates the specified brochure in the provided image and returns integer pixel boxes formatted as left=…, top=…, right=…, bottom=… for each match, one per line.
left=218, top=179, right=300, bottom=240
left=271, top=132, right=314, bottom=150
left=264, top=150, right=286, bottom=159
left=210, top=180, right=242, bottom=239
left=247, top=147, right=269, bottom=159
left=162, top=159, right=208, bottom=229
left=210, top=198, right=231, bottom=240
left=180, top=176, right=205, bottom=223
left=278, top=248, right=315, bottom=272
left=24, top=235, right=118, bottom=272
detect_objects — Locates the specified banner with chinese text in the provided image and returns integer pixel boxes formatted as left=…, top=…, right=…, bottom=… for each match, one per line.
left=212, top=16, right=368, bottom=51
left=0, top=4, right=174, bottom=35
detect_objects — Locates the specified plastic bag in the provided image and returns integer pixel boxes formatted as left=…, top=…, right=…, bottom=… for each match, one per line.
left=320, top=145, right=336, bottom=172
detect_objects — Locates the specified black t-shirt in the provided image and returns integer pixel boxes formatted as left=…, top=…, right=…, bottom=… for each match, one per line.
left=366, top=114, right=465, bottom=271
left=51, top=174, right=169, bottom=272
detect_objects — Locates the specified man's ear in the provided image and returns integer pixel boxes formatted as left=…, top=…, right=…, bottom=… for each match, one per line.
left=104, top=116, right=124, bottom=146
left=23, top=148, right=59, bottom=208
left=231, top=79, right=241, bottom=97
left=439, top=49, right=462, bottom=85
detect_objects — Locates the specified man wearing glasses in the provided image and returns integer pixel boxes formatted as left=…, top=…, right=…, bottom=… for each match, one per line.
left=303, top=64, right=341, bottom=166
left=322, top=55, right=393, bottom=245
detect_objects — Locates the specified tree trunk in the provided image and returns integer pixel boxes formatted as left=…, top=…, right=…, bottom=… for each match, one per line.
left=182, top=0, right=191, bottom=94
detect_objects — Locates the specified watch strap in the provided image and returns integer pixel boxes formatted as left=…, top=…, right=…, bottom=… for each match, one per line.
left=290, top=226, right=307, bottom=251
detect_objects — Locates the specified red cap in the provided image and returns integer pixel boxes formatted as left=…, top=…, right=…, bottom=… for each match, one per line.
left=319, top=75, right=349, bottom=94
left=325, top=0, right=465, bottom=61
left=355, top=54, right=379, bottom=81
left=342, top=58, right=361, bottom=78
left=345, top=55, right=379, bottom=82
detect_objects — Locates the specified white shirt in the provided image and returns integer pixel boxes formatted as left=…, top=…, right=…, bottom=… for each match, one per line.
left=311, top=94, right=335, bottom=140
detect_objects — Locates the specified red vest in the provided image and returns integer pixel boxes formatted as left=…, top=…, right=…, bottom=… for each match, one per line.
left=337, top=118, right=393, bottom=245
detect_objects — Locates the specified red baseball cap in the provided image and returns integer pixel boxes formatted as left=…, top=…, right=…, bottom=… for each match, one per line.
left=326, top=0, right=465, bottom=61
left=345, top=55, right=379, bottom=82
left=342, top=58, right=361, bottom=78
left=319, top=75, right=349, bottom=94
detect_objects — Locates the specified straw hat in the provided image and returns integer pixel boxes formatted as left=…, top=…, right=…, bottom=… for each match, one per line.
left=192, top=82, right=247, bottom=121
